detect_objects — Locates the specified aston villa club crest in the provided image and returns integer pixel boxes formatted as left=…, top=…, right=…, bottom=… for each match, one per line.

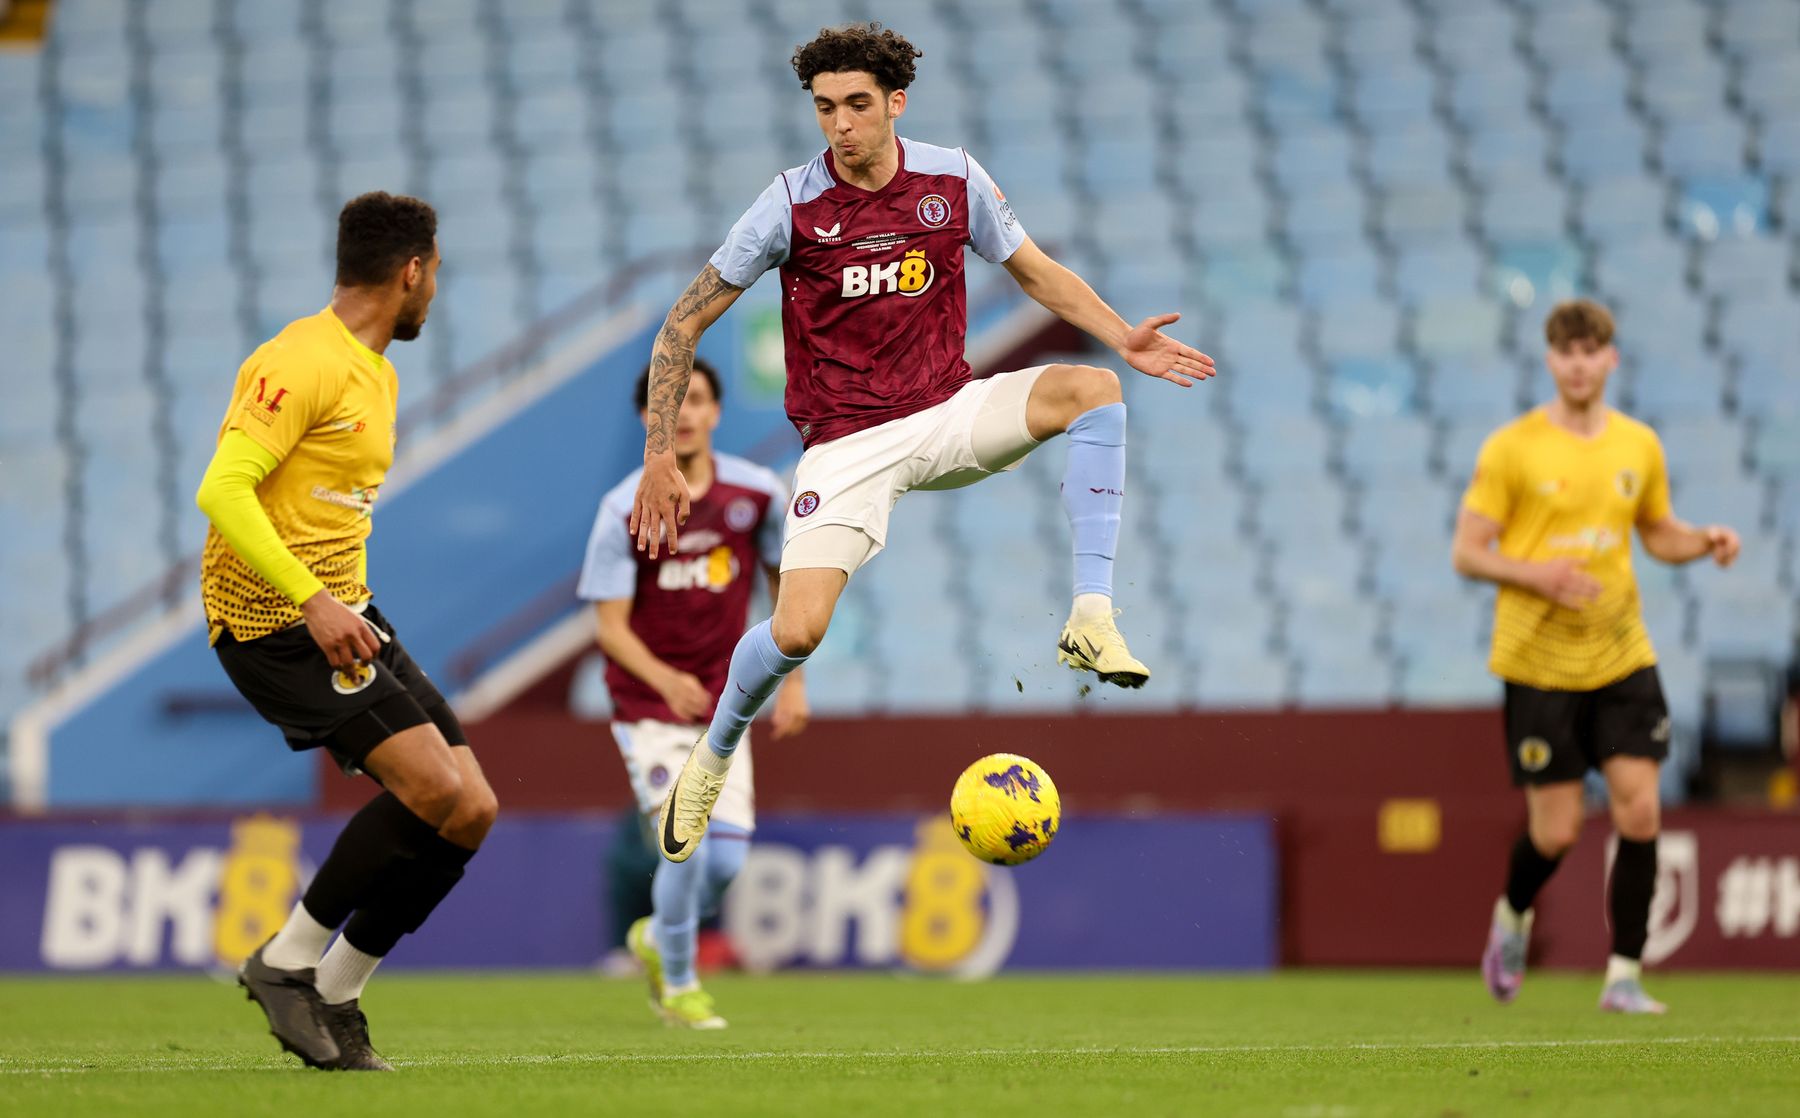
left=794, top=491, right=820, bottom=518
left=917, top=193, right=950, bottom=228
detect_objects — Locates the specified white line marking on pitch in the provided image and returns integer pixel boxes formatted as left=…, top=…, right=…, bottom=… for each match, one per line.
left=2, top=1035, right=1797, bottom=1075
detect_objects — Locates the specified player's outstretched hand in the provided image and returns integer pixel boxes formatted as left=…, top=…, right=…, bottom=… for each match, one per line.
left=1704, top=525, right=1740, bottom=568
left=631, top=452, right=691, bottom=559
left=771, top=679, right=810, bottom=740
left=1117, top=313, right=1216, bottom=388
left=1531, top=557, right=1603, bottom=610
left=300, top=590, right=382, bottom=670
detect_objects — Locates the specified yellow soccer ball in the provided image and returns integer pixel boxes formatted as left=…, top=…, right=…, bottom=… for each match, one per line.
left=949, top=753, right=1061, bottom=865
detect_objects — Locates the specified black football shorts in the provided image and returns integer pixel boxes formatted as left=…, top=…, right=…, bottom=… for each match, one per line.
left=214, top=603, right=466, bottom=770
left=1501, top=665, right=1670, bottom=787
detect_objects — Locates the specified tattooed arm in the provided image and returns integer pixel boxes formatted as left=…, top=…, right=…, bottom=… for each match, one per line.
left=630, top=263, right=745, bottom=557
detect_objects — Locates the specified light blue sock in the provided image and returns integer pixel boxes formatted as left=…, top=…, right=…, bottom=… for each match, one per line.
left=705, top=620, right=807, bottom=759
left=700, top=824, right=750, bottom=919
left=652, top=838, right=707, bottom=990
left=1061, top=402, right=1126, bottom=598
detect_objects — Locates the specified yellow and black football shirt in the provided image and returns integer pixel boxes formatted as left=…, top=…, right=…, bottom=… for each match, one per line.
left=200, top=309, right=398, bottom=643
left=1462, top=407, right=1673, bottom=691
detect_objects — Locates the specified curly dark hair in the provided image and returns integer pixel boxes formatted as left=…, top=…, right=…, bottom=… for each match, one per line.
left=791, top=22, right=921, bottom=93
left=635, top=357, right=722, bottom=412
left=335, top=191, right=437, bottom=287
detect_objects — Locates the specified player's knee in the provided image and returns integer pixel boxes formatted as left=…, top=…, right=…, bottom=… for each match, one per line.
left=465, top=781, right=499, bottom=830
left=446, top=782, right=498, bottom=848
left=770, top=615, right=824, bottom=658
left=1611, top=796, right=1659, bottom=842
left=407, top=765, right=466, bottom=827
left=1057, top=364, right=1120, bottom=411
left=1531, top=817, right=1582, bottom=857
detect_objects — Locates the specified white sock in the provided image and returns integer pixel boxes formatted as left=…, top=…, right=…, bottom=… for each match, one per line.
left=1493, top=897, right=1533, bottom=936
left=261, top=902, right=335, bottom=972
left=695, top=745, right=732, bottom=777
left=1072, top=592, right=1113, bottom=621
left=1605, top=954, right=1642, bottom=986
left=315, top=937, right=384, bottom=1005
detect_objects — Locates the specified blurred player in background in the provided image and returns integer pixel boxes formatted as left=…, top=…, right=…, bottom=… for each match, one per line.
left=1453, top=298, right=1740, bottom=1014
left=634, top=23, right=1214, bottom=862
left=196, top=193, right=497, bottom=1069
left=578, top=358, right=807, bottom=1028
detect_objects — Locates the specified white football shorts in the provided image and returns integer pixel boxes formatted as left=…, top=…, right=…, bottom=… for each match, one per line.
left=780, top=365, right=1047, bottom=574
left=611, top=719, right=755, bottom=833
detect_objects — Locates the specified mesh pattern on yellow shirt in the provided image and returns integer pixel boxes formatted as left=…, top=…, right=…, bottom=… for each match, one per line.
left=200, top=310, right=397, bottom=643
left=1461, top=408, right=1673, bottom=691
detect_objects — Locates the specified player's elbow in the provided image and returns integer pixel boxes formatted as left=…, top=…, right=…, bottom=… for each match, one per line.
left=194, top=475, right=222, bottom=521
left=1450, top=543, right=1477, bottom=578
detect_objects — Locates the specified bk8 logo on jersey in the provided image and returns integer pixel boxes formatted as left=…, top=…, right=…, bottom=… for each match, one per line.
left=841, top=249, right=934, bottom=299
left=657, top=545, right=738, bottom=593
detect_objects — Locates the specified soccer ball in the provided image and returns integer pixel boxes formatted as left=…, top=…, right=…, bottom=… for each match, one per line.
left=949, top=753, right=1061, bottom=865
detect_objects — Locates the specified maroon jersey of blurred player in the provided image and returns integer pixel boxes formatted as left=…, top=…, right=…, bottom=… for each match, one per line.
left=577, top=454, right=788, bottom=723
left=707, top=137, right=1026, bottom=448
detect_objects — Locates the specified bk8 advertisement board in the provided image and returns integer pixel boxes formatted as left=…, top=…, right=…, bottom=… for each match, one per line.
left=0, top=813, right=1277, bottom=974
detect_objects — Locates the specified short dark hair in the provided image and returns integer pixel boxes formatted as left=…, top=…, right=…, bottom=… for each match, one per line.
left=1544, top=298, right=1615, bottom=349
left=335, top=191, right=437, bottom=287
left=635, top=357, right=722, bottom=412
left=791, top=22, right=921, bottom=94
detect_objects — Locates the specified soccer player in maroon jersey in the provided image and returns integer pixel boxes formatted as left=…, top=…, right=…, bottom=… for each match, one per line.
left=634, top=24, right=1214, bottom=861
left=577, top=359, right=807, bottom=1028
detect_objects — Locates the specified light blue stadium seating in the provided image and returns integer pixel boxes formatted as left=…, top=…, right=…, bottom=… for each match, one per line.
left=6, top=0, right=1799, bottom=746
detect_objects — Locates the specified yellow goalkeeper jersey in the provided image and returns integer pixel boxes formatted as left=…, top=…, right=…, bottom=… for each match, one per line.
left=1461, top=407, right=1673, bottom=691
left=200, top=309, right=398, bottom=643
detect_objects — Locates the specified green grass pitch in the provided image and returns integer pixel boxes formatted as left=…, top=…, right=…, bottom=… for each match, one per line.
left=1, top=971, right=1795, bottom=1116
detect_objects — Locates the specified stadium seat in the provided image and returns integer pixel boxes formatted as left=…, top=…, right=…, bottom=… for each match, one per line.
left=1368, top=131, right=1457, bottom=191
left=1559, top=120, right=1650, bottom=182
left=1393, top=244, right=1484, bottom=307
left=1693, top=587, right=1797, bottom=661
left=1282, top=181, right=1369, bottom=249
left=1720, top=1, right=1800, bottom=60
left=1660, top=118, right=1751, bottom=179
left=1463, top=126, right=1551, bottom=184
left=1677, top=176, right=1771, bottom=240
left=1294, top=652, right=1394, bottom=708
left=1412, top=297, right=1504, bottom=362
left=1295, top=243, right=1383, bottom=309
left=1397, top=656, right=1501, bottom=708
left=1739, top=53, right=1800, bottom=124
left=1736, top=358, right=1800, bottom=417
left=1752, top=418, right=1800, bottom=481
left=1316, top=297, right=1402, bottom=364
left=1238, top=416, right=1331, bottom=485
left=1659, top=416, right=1748, bottom=481
left=1193, top=651, right=1291, bottom=709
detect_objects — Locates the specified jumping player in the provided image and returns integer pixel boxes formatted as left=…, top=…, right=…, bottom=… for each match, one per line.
left=1453, top=298, right=1739, bottom=1014
left=196, top=192, right=497, bottom=1069
left=578, top=359, right=807, bottom=1028
left=632, top=23, right=1214, bottom=863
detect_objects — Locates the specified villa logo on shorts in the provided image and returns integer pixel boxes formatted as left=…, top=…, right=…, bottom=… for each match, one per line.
left=840, top=250, right=934, bottom=299
left=331, top=662, right=377, bottom=696
left=794, top=490, right=820, bottom=518
left=1518, top=736, right=1552, bottom=772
